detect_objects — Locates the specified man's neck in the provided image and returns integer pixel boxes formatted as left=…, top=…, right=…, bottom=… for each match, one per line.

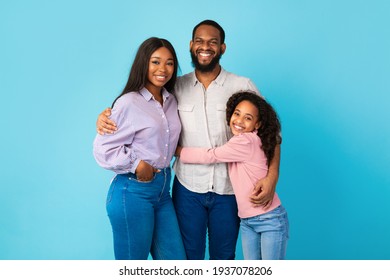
left=195, top=65, right=222, bottom=89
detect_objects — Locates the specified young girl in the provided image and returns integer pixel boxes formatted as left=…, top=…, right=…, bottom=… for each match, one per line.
left=93, top=37, right=186, bottom=260
left=176, top=91, right=289, bottom=260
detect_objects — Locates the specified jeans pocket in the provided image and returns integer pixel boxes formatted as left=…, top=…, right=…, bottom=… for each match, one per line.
left=128, top=173, right=157, bottom=184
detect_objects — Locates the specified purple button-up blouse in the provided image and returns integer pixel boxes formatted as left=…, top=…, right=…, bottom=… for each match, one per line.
left=93, top=87, right=181, bottom=174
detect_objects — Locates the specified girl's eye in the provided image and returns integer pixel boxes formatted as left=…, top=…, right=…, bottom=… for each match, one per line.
left=151, top=61, right=159, bottom=65
left=167, top=62, right=174, bottom=66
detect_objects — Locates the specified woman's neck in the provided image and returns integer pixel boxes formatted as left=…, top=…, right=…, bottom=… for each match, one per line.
left=145, top=85, right=163, bottom=106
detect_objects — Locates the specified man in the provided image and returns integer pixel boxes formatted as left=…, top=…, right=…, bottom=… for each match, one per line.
left=96, top=20, right=280, bottom=260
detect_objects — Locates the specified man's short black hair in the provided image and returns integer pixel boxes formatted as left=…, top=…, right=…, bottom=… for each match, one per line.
left=192, top=20, right=225, bottom=44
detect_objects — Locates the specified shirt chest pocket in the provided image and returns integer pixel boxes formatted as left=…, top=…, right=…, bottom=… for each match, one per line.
left=216, top=103, right=226, bottom=113
left=216, top=103, right=228, bottom=127
left=178, top=104, right=197, bottom=132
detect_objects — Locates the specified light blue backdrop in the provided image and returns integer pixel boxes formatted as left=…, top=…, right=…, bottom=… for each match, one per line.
left=1, top=0, right=389, bottom=260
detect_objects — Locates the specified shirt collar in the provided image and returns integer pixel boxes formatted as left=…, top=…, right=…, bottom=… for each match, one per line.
left=139, top=87, right=170, bottom=101
left=191, top=67, right=228, bottom=87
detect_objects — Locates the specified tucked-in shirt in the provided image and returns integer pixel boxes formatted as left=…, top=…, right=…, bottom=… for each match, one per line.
left=93, top=87, right=181, bottom=174
left=172, top=68, right=260, bottom=195
left=179, top=131, right=281, bottom=218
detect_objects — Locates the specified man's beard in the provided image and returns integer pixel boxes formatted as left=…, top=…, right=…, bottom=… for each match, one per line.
left=191, top=50, right=222, bottom=73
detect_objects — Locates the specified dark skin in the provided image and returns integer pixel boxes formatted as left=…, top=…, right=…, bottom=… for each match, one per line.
left=97, top=106, right=280, bottom=209
left=96, top=24, right=280, bottom=208
left=136, top=160, right=160, bottom=181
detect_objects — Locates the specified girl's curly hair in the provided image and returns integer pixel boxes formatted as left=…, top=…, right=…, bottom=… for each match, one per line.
left=226, top=91, right=282, bottom=166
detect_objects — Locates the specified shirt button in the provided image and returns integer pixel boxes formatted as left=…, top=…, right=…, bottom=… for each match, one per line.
left=166, top=130, right=169, bottom=133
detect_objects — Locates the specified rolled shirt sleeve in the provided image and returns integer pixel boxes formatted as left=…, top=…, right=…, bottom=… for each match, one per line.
left=93, top=88, right=181, bottom=175
left=93, top=96, right=140, bottom=174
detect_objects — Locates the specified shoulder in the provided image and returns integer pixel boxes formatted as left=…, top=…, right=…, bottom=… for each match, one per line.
left=166, top=91, right=178, bottom=106
left=174, top=72, right=196, bottom=98
left=177, top=72, right=193, bottom=82
left=220, top=68, right=261, bottom=95
left=222, top=68, right=251, bottom=82
left=111, top=92, right=139, bottom=115
left=232, top=132, right=261, bottom=146
left=229, top=133, right=251, bottom=145
left=176, top=73, right=192, bottom=85
left=223, top=133, right=260, bottom=158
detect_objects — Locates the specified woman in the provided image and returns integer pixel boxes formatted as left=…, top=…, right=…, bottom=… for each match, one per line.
left=93, top=37, right=186, bottom=260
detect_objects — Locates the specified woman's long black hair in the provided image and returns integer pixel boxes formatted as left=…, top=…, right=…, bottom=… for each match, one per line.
left=111, top=37, right=179, bottom=108
left=226, top=91, right=282, bottom=165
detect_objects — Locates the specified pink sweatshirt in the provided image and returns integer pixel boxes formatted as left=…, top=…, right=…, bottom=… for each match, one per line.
left=180, top=131, right=281, bottom=218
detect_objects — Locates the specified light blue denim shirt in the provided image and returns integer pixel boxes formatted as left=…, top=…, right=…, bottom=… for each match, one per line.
left=173, top=68, right=260, bottom=195
left=93, top=87, right=181, bottom=174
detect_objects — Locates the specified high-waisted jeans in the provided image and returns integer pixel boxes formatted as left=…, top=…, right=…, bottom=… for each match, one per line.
left=106, top=168, right=186, bottom=260
left=240, top=205, right=289, bottom=260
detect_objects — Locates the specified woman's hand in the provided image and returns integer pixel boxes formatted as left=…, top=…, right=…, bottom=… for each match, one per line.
left=135, top=160, right=160, bottom=181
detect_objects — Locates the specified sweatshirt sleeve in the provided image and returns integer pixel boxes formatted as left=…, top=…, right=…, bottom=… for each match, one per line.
left=180, top=133, right=253, bottom=164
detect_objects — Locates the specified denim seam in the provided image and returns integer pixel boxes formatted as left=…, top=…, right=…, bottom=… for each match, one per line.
left=122, top=186, right=131, bottom=259
left=158, top=169, right=167, bottom=201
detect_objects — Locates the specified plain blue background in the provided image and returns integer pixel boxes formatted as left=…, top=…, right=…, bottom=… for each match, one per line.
left=1, top=0, right=389, bottom=260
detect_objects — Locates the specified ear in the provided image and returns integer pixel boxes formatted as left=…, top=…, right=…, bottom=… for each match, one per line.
left=221, top=43, right=226, bottom=54
left=190, top=40, right=193, bottom=51
left=255, top=121, right=261, bottom=130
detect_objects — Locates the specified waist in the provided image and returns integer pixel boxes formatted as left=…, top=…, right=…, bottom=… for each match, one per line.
left=120, top=167, right=171, bottom=179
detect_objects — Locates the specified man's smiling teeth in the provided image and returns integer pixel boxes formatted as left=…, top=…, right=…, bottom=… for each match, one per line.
left=199, top=52, right=211, bottom=57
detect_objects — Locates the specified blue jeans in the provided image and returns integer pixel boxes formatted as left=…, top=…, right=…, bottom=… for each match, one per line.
left=240, top=205, right=289, bottom=260
left=172, top=177, right=240, bottom=260
left=106, top=168, right=186, bottom=260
